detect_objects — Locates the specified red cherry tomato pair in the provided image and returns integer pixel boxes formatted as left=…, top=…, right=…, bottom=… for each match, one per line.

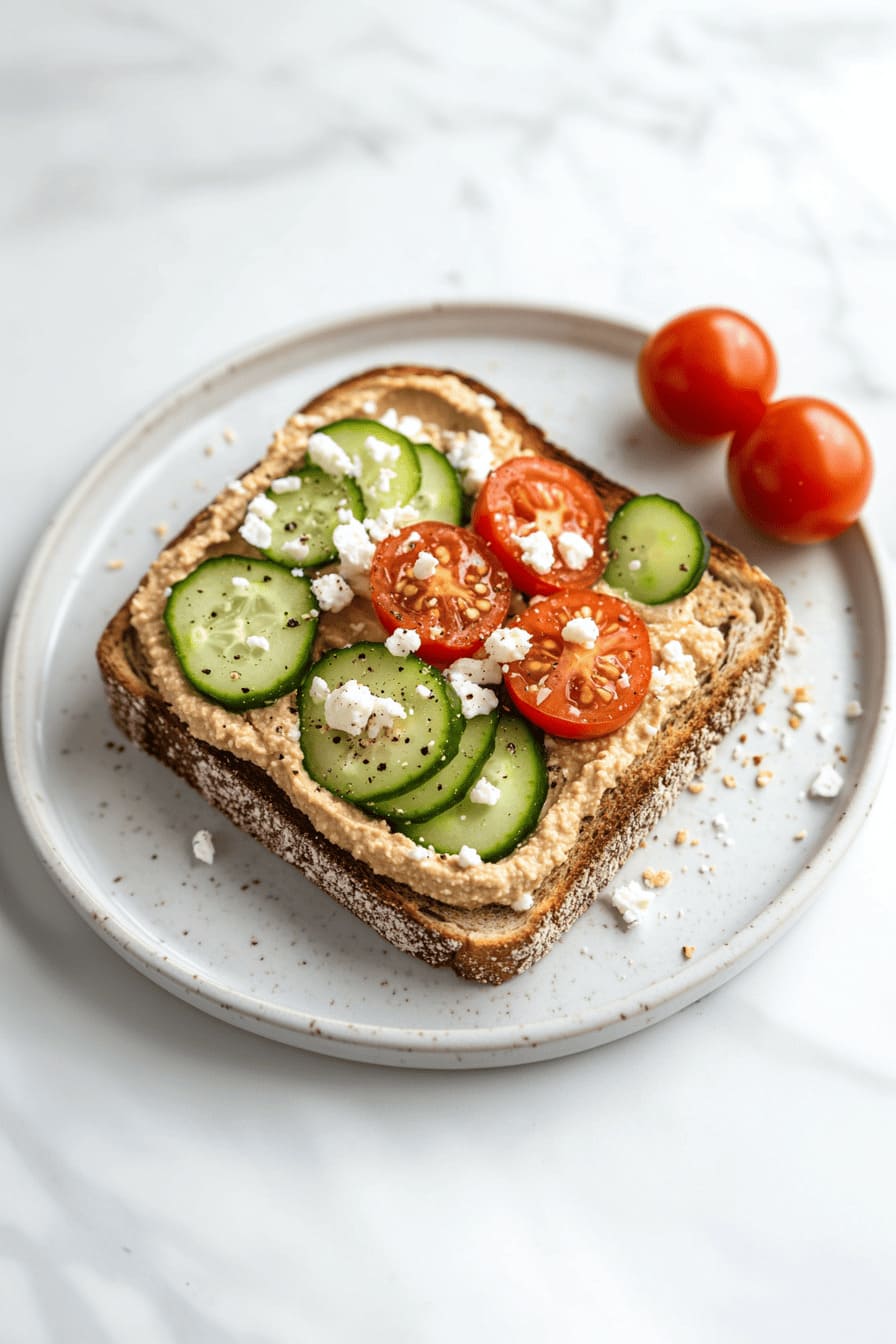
left=370, top=525, right=653, bottom=740
left=370, top=458, right=608, bottom=663
left=638, top=307, right=872, bottom=543
left=369, top=459, right=651, bottom=738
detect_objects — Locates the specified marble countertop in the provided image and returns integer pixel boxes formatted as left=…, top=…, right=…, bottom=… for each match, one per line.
left=3, top=2, right=895, bottom=1340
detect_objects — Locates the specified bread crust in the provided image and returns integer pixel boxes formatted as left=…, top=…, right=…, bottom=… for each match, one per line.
left=96, top=366, right=788, bottom=984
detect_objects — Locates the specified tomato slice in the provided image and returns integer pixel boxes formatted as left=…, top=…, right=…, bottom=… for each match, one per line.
left=370, top=522, right=512, bottom=664
left=504, top=590, right=652, bottom=739
left=471, top=458, right=607, bottom=596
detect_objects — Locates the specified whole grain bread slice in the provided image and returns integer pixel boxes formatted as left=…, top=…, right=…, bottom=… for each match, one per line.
left=97, top=366, right=788, bottom=984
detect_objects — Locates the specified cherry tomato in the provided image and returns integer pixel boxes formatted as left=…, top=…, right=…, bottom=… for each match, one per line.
left=504, top=590, right=652, bottom=739
left=727, top=397, right=873, bottom=544
left=638, top=307, right=777, bottom=444
left=471, top=458, right=607, bottom=596
left=370, top=521, right=511, bottom=664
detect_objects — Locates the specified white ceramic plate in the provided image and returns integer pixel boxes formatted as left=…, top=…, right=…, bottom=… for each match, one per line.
left=3, top=303, right=892, bottom=1068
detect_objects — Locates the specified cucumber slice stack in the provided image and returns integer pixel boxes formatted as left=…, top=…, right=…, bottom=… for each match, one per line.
left=298, top=643, right=464, bottom=805
left=164, top=556, right=318, bottom=711
left=399, top=713, right=548, bottom=862
left=299, top=638, right=549, bottom=861
left=239, top=420, right=465, bottom=579
left=319, top=419, right=421, bottom=515
left=364, top=709, right=498, bottom=822
left=603, top=493, right=710, bottom=605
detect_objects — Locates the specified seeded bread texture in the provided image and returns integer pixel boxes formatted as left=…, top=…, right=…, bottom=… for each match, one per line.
left=97, top=366, right=788, bottom=984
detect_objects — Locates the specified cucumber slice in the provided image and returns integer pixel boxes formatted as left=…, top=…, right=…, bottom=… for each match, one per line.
left=164, top=556, right=318, bottom=711
left=299, top=643, right=464, bottom=805
left=319, top=419, right=421, bottom=515
left=603, top=494, right=710, bottom=605
left=261, top=465, right=364, bottom=570
left=399, top=712, right=548, bottom=862
left=364, top=709, right=498, bottom=823
left=408, top=443, right=463, bottom=525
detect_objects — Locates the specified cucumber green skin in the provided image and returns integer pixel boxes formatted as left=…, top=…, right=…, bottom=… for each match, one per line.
left=398, top=712, right=549, bottom=862
left=408, top=443, right=463, bottom=525
left=298, top=643, right=464, bottom=806
left=320, top=419, right=421, bottom=514
left=363, top=709, right=498, bottom=823
left=261, top=466, right=364, bottom=570
left=603, top=493, right=710, bottom=605
left=163, top=556, right=318, bottom=712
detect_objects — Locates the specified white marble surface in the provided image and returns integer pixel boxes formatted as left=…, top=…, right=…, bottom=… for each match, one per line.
left=2, top=2, right=896, bottom=1340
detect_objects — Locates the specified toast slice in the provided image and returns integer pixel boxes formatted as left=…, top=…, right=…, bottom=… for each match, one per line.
left=97, top=366, right=788, bottom=984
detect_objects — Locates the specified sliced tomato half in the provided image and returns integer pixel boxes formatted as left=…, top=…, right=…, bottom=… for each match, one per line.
left=370, top=521, right=512, bottom=664
left=471, top=458, right=608, bottom=596
left=504, top=589, right=652, bottom=739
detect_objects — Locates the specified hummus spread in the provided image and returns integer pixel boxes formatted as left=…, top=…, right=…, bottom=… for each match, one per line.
left=130, top=371, right=736, bottom=910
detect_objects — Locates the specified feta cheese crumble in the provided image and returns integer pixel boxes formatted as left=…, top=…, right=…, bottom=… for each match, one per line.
left=270, top=475, right=303, bottom=494
left=282, top=537, right=310, bottom=563
left=650, top=666, right=673, bottom=695
left=398, top=530, right=422, bottom=554
left=323, top=681, right=407, bottom=740
left=231, top=575, right=250, bottom=590
left=309, top=676, right=329, bottom=704
left=412, top=550, right=439, bottom=580
left=484, top=627, right=531, bottom=663
left=445, top=674, right=499, bottom=719
left=248, top=493, right=277, bottom=520
left=809, top=763, right=844, bottom=799
left=562, top=616, right=599, bottom=648
left=333, top=517, right=376, bottom=592
left=310, top=573, right=354, bottom=613
left=469, top=777, right=501, bottom=806
left=238, top=512, right=273, bottom=550
left=308, top=431, right=358, bottom=478
left=512, top=529, right=555, bottom=575
left=385, top=627, right=422, bottom=656
left=456, top=845, right=483, bottom=869
left=511, top=891, right=534, bottom=912
left=191, top=829, right=215, bottom=864
left=398, top=414, right=423, bottom=440
left=608, top=880, right=653, bottom=928
left=415, top=684, right=433, bottom=699
left=363, top=434, right=400, bottom=464
left=556, top=530, right=594, bottom=570
left=445, top=430, right=494, bottom=494
left=246, top=635, right=270, bottom=652
left=364, top=504, right=419, bottom=543
left=446, top=656, right=503, bottom=686
left=661, top=639, right=688, bottom=666
left=407, top=843, right=435, bottom=861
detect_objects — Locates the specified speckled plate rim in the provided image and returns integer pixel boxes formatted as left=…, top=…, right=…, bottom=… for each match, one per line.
left=3, top=301, right=893, bottom=1068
